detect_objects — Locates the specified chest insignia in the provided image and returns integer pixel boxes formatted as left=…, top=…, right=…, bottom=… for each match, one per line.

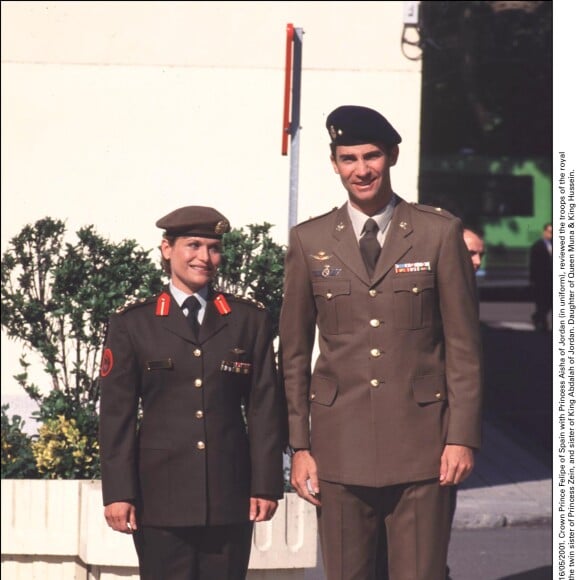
left=395, top=261, right=431, bottom=273
left=311, top=251, right=332, bottom=261
left=312, top=264, right=342, bottom=278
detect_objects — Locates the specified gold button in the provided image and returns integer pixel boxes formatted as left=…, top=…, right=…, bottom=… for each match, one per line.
left=412, top=286, right=419, bottom=294
left=326, top=292, right=333, bottom=299
left=370, top=379, right=380, bottom=388
left=194, top=378, right=203, bottom=388
left=195, top=410, right=204, bottom=419
left=310, top=393, right=316, bottom=400
left=196, top=441, right=206, bottom=450
left=193, top=348, right=202, bottom=357
left=435, top=392, right=441, bottom=399
left=370, top=319, right=380, bottom=328
left=369, top=289, right=377, bottom=297
left=370, top=348, right=381, bottom=358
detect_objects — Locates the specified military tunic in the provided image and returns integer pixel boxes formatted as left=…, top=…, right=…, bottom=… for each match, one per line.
left=99, top=287, right=285, bottom=527
left=280, top=196, right=483, bottom=487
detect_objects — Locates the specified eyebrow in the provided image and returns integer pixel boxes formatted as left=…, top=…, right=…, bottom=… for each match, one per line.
left=337, top=150, right=384, bottom=161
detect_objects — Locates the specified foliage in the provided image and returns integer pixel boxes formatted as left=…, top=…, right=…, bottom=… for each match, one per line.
left=419, top=1, right=552, bottom=157
left=216, top=223, right=286, bottom=339
left=1, top=217, right=165, bottom=478
left=30, top=390, right=100, bottom=479
left=1, top=404, right=38, bottom=478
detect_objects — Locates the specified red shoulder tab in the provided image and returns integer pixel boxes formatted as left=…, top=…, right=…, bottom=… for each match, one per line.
left=156, top=292, right=171, bottom=316
left=213, top=294, right=232, bottom=315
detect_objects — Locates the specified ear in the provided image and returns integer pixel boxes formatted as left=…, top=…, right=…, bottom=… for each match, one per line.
left=160, top=238, right=172, bottom=260
left=330, top=153, right=340, bottom=174
left=388, top=145, right=400, bottom=166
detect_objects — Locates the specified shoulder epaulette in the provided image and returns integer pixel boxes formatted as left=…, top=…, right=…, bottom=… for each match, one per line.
left=411, top=203, right=456, bottom=219
left=226, top=292, right=266, bottom=310
left=115, top=295, right=156, bottom=314
left=296, top=207, right=338, bottom=227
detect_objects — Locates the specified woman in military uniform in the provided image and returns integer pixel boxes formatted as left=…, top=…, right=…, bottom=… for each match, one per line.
left=99, top=205, right=285, bottom=580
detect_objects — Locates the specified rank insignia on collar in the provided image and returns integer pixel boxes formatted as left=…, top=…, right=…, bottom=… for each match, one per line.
left=155, top=292, right=171, bottom=316
left=214, top=294, right=232, bottom=315
left=399, top=221, right=408, bottom=230
left=311, top=251, right=332, bottom=261
left=336, top=222, right=346, bottom=231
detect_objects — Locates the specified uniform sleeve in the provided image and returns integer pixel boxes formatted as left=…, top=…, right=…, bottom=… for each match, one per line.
left=98, top=313, right=140, bottom=506
left=437, top=218, right=484, bottom=449
left=278, top=227, right=317, bottom=449
left=245, top=309, right=286, bottom=498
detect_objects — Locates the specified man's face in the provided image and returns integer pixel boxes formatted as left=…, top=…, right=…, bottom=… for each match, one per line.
left=331, top=143, right=398, bottom=214
left=161, top=236, right=222, bottom=293
left=463, top=230, right=485, bottom=272
left=544, top=225, right=553, bottom=241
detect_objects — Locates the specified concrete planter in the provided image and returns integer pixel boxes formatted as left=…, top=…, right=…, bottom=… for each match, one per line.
left=1, top=480, right=317, bottom=579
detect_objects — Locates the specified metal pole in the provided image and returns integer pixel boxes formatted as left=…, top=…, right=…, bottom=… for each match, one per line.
left=288, top=27, right=303, bottom=231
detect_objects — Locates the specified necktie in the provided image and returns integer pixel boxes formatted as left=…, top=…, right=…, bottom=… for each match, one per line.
left=360, top=218, right=381, bottom=275
left=183, top=295, right=201, bottom=339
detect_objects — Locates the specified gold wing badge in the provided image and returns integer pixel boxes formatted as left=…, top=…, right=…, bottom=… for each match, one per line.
left=310, top=251, right=341, bottom=278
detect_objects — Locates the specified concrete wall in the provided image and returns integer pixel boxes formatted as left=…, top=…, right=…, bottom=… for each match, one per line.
left=1, top=481, right=317, bottom=579
left=1, top=1, right=421, bottom=396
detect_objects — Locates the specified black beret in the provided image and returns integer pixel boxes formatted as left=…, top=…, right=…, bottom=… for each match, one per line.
left=156, top=206, right=231, bottom=238
left=326, top=105, right=402, bottom=147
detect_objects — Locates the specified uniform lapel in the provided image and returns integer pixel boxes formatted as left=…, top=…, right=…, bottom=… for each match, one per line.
left=160, top=291, right=197, bottom=343
left=373, top=197, right=413, bottom=282
left=199, top=292, right=228, bottom=343
left=331, top=204, right=370, bottom=284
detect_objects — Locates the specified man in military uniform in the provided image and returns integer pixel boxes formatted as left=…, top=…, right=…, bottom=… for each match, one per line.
left=99, top=206, right=285, bottom=580
left=279, top=106, right=483, bottom=580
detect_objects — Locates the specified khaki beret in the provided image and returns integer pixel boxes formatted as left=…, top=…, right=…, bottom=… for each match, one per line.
left=326, top=105, right=402, bottom=147
left=156, top=206, right=231, bottom=238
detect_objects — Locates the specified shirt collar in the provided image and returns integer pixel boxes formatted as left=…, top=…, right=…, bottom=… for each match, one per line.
left=169, top=283, right=209, bottom=309
left=347, top=194, right=397, bottom=238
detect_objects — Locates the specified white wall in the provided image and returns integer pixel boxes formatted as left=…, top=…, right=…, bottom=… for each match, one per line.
left=1, top=1, right=422, bottom=400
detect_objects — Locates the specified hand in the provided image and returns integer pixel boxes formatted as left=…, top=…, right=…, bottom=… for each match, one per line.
left=290, top=450, right=321, bottom=507
left=249, top=497, right=278, bottom=522
left=439, top=444, right=475, bottom=485
left=104, top=501, right=138, bottom=534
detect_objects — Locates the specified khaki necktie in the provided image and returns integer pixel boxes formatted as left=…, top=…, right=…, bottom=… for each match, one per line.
left=183, top=295, right=201, bottom=339
left=360, top=218, right=381, bottom=276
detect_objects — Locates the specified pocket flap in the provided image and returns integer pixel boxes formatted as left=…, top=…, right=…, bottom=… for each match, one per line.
left=393, top=275, right=435, bottom=293
left=312, top=279, right=351, bottom=299
left=309, top=375, right=338, bottom=406
left=412, top=374, right=447, bottom=404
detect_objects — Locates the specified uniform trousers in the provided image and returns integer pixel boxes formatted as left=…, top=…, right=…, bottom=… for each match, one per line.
left=317, top=478, right=451, bottom=580
left=133, top=522, right=254, bottom=580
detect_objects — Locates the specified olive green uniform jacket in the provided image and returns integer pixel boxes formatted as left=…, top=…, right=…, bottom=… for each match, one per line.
left=279, top=197, right=483, bottom=487
left=99, top=288, right=285, bottom=526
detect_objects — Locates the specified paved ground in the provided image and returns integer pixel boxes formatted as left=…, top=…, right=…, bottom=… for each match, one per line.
left=452, top=301, right=552, bottom=529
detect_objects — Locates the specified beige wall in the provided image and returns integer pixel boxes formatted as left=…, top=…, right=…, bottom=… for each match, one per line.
left=1, top=1, right=422, bottom=397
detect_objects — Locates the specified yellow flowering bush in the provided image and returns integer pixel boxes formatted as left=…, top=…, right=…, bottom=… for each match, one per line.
left=32, top=415, right=99, bottom=479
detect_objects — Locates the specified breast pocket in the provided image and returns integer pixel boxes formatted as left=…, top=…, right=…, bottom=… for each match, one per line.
left=393, top=274, right=435, bottom=329
left=312, top=280, right=353, bottom=335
